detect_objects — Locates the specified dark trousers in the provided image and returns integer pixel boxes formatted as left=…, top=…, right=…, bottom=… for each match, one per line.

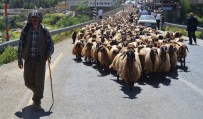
left=188, top=31, right=196, bottom=44
left=156, top=20, right=160, bottom=30
left=99, top=16, right=103, bottom=19
left=24, top=56, right=46, bottom=104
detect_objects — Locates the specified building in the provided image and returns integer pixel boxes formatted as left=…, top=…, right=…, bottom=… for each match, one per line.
left=190, top=0, right=203, bottom=4
left=68, top=0, right=117, bottom=9
left=55, top=1, right=69, bottom=12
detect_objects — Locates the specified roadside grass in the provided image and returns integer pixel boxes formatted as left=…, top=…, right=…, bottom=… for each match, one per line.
left=164, top=26, right=203, bottom=39
left=0, top=46, right=18, bottom=65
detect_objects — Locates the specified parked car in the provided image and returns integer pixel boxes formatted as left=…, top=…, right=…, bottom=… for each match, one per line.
left=137, top=15, right=157, bottom=29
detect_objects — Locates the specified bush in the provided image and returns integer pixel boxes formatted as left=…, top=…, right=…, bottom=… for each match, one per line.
left=0, top=46, right=18, bottom=65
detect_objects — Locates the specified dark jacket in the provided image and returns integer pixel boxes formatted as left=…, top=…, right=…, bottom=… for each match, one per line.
left=18, top=25, right=54, bottom=62
left=187, top=16, right=198, bottom=32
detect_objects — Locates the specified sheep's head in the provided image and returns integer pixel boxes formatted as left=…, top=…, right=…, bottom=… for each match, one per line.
left=98, top=45, right=106, bottom=53
left=150, top=48, right=158, bottom=62
left=168, top=44, right=176, bottom=55
left=110, top=39, right=118, bottom=46
left=113, top=49, right=119, bottom=55
left=160, top=46, right=168, bottom=55
left=126, top=50, right=135, bottom=64
left=121, top=49, right=135, bottom=62
left=76, top=41, right=84, bottom=48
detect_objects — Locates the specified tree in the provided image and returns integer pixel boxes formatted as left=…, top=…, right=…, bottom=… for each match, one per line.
left=179, top=0, right=190, bottom=24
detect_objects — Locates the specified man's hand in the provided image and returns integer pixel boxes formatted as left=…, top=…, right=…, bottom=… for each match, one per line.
left=18, top=62, right=23, bottom=69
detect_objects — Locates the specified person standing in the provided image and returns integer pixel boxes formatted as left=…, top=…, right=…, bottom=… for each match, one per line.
left=18, top=10, right=54, bottom=110
left=160, top=14, right=165, bottom=30
left=187, top=12, right=198, bottom=45
left=98, top=9, right=103, bottom=19
left=155, top=12, right=161, bottom=30
left=72, top=30, right=77, bottom=44
left=129, top=12, right=134, bottom=23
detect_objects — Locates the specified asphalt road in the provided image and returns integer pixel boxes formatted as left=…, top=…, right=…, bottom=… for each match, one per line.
left=0, top=37, right=203, bottom=119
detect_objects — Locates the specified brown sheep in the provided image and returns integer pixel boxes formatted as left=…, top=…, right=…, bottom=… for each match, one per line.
left=175, top=42, right=189, bottom=67
left=81, top=40, right=93, bottom=62
left=98, top=45, right=111, bottom=72
left=157, top=45, right=171, bottom=73
left=118, top=49, right=142, bottom=90
left=72, top=40, right=84, bottom=60
left=144, top=47, right=160, bottom=74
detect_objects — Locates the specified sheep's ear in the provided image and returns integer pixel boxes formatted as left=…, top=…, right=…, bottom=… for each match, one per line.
left=121, top=52, right=127, bottom=60
left=119, top=51, right=126, bottom=58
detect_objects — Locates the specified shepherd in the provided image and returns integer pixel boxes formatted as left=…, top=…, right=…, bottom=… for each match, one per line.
left=17, top=10, right=54, bottom=111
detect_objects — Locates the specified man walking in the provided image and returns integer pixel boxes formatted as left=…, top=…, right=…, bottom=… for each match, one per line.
left=18, top=10, right=54, bottom=110
left=155, top=12, right=161, bottom=30
left=98, top=9, right=103, bottom=19
left=187, top=12, right=198, bottom=45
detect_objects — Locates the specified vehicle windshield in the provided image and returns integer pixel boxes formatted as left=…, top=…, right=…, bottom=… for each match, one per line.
left=139, top=15, right=155, bottom=20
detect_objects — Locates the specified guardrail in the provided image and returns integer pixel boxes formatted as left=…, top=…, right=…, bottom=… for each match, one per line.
left=0, top=7, right=122, bottom=52
left=165, top=22, right=203, bottom=32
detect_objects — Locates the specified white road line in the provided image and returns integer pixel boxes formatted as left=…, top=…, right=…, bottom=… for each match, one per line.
left=179, top=78, right=203, bottom=97
left=27, top=53, right=64, bottom=105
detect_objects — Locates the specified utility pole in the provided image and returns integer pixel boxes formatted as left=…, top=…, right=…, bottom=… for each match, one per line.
left=3, top=0, right=9, bottom=41
left=92, top=0, right=97, bottom=19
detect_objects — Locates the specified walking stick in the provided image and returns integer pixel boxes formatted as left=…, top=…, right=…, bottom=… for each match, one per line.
left=48, top=62, right=54, bottom=104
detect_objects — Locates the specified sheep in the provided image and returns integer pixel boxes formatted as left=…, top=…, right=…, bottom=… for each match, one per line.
left=72, top=40, right=84, bottom=60
left=108, top=45, right=120, bottom=63
left=117, top=49, right=142, bottom=90
left=138, top=47, right=151, bottom=74
left=97, top=45, right=111, bottom=72
left=144, top=47, right=160, bottom=74
left=166, top=43, right=178, bottom=70
left=81, top=40, right=93, bottom=62
left=157, top=45, right=171, bottom=73
left=175, top=42, right=189, bottom=67
left=109, top=52, right=124, bottom=73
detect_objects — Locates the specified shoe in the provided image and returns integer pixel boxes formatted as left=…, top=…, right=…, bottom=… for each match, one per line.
left=188, top=43, right=192, bottom=45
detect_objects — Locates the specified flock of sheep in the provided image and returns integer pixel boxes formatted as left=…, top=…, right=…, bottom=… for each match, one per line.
left=71, top=7, right=189, bottom=90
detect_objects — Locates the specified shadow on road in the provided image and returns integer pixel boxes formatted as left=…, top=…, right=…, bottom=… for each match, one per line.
left=176, top=65, right=189, bottom=72
left=138, top=74, right=171, bottom=88
left=112, top=79, right=142, bottom=99
left=15, top=105, right=53, bottom=119
left=73, top=58, right=83, bottom=63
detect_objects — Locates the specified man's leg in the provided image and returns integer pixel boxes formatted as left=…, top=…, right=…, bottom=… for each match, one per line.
left=188, top=31, right=192, bottom=44
left=24, top=58, right=36, bottom=93
left=192, top=31, right=197, bottom=43
left=33, top=58, right=46, bottom=110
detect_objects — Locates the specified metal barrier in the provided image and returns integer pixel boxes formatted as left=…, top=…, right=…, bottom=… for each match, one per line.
left=0, top=7, right=122, bottom=52
left=165, top=22, right=203, bottom=32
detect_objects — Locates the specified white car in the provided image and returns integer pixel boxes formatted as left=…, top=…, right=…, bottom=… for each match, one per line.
left=137, top=15, right=157, bottom=29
